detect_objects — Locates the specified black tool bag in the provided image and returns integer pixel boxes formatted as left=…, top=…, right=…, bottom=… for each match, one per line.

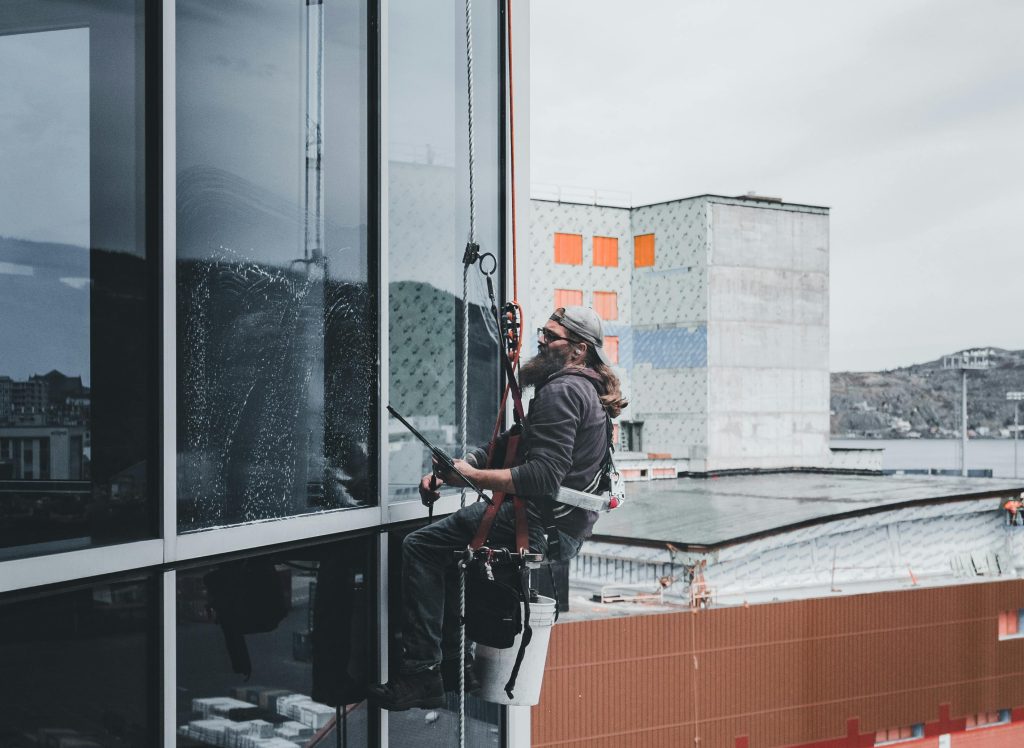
left=464, top=561, right=523, bottom=649
left=465, top=558, right=537, bottom=699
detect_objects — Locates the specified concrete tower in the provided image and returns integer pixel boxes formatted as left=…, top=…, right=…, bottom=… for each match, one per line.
left=528, top=193, right=832, bottom=473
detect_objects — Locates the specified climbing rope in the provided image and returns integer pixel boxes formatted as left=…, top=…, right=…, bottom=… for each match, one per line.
left=457, top=1, right=522, bottom=744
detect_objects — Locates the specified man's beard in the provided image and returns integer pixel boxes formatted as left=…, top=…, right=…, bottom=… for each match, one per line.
left=519, top=345, right=570, bottom=388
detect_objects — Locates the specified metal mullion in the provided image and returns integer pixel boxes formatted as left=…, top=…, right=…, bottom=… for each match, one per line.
left=160, top=4, right=177, bottom=741
left=375, top=0, right=390, bottom=743
left=173, top=505, right=384, bottom=561
left=385, top=491, right=469, bottom=524
left=376, top=0, right=391, bottom=741
left=375, top=530, right=389, bottom=747
left=162, top=568, right=177, bottom=748
left=376, top=0, right=390, bottom=521
left=161, top=0, right=177, bottom=564
left=0, top=539, right=164, bottom=594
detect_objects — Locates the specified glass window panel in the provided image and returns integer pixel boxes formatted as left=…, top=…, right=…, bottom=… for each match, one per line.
left=385, top=528, right=501, bottom=746
left=387, top=0, right=502, bottom=506
left=176, top=537, right=374, bottom=747
left=0, top=0, right=156, bottom=561
left=0, top=575, right=156, bottom=746
left=176, top=0, right=374, bottom=530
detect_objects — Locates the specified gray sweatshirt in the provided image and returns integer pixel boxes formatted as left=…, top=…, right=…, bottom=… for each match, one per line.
left=468, top=367, right=608, bottom=538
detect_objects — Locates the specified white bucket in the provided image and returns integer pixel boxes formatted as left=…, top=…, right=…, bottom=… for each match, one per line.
left=475, top=594, right=557, bottom=706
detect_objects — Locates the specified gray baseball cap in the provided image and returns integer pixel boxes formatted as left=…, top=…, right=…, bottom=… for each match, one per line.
left=550, top=306, right=611, bottom=366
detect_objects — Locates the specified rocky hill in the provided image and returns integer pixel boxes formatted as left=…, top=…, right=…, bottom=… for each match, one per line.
left=831, top=348, right=1024, bottom=438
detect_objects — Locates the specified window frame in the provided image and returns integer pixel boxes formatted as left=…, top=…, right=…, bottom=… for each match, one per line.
left=0, top=0, right=163, bottom=563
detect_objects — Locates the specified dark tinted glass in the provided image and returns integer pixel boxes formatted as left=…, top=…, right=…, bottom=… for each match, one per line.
left=387, top=0, right=502, bottom=505
left=0, top=0, right=156, bottom=560
left=176, top=537, right=374, bottom=746
left=176, top=0, right=374, bottom=529
left=385, top=528, right=502, bottom=745
left=0, top=576, right=156, bottom=746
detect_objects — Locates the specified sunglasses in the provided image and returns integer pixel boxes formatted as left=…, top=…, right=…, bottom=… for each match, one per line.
left=537, top=327, right=574, bottom=344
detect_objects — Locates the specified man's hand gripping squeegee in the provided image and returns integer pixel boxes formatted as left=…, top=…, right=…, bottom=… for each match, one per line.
left=386, top=405, right=493, bottom=507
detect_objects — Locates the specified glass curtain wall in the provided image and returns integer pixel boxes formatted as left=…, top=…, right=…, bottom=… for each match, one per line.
left=0, top=0, right=156, bottom=561
left=176, top=0, right=374, bottom=530
left=0, top=0, right=511, bottom=741
left=0, top=575, right=158, bottom=746
left=176, top=536, right=376, bottom=747
left=387, top=0, right=502, bottom=505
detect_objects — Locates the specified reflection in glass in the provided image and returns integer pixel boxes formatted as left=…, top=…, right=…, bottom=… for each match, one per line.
left=386, top=528, right=501, bottom=745
left=177, top=538, right=373, bottom=747
left=0, top=0, right=155, bottom=560
left=176, top=0, right=374, bottom=530
left=387, top=0, right=502, bottom=507
left=0, top=577, right=156, bottom=746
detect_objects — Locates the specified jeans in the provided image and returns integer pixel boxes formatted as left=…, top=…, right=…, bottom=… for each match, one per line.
left=400, top=499, right=583, bottom=674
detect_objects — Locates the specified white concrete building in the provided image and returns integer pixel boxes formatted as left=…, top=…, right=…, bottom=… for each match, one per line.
left=528, top=193, right=842, bottom=474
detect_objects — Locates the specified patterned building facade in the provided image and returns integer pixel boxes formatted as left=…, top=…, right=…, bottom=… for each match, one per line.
left=528, top=194, right=832, bottom=473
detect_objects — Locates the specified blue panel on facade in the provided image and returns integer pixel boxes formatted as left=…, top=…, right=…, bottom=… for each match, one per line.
left=633, top=325, right=707, bottom=368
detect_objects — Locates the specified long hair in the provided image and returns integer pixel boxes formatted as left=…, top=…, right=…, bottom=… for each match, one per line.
left=589, top=358, right=628, bottom=418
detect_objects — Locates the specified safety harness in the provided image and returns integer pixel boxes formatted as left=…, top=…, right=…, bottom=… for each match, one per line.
left=459, top=358, right=619, bottom=697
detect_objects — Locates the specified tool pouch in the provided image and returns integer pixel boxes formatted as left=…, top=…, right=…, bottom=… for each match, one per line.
left=464, top=560, right=524, bottom=649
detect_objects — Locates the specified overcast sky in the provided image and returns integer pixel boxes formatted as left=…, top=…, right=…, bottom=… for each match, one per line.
left=530, top=0, right=1024, bottom=373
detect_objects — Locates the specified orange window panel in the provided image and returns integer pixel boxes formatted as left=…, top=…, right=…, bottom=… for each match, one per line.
left=634, top=233, right=655, bottom=267
left=554, top=288, right=583, bottom=309
left=653, top=468, right=675, bottom=478
left=593, top=236, right=618, bottom=267
left=620, top=469, right=642, bottom=479
left=604, top=335, right=619, bottom=364
left=1001, top=610, right=1019, bottom=637
left=593, top=291, right=618, bottom=320
left=554, top=232, right=583, bottom=265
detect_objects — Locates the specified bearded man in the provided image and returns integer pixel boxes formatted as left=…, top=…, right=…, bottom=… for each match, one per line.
left=369, top=306, right=628, bottom=711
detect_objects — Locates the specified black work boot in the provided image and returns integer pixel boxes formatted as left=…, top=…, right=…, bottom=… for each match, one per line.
left=367, top=668, right=445, bottom=711
left=441, top=658, right=481, bottom=694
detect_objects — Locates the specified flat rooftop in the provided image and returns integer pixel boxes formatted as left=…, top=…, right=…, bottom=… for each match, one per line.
left=593, top=473, right=1024, bottom=551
